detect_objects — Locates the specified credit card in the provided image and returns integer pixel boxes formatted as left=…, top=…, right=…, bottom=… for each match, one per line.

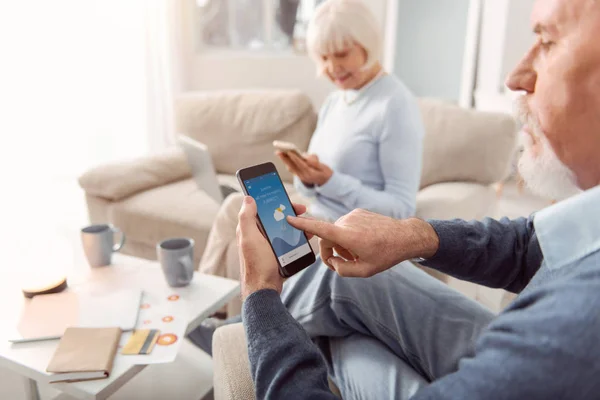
left=122, top=329, right=160, bottom=355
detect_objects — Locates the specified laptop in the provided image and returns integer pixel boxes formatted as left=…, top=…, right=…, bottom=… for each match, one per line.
left=178, top=135, right=239, bottom=204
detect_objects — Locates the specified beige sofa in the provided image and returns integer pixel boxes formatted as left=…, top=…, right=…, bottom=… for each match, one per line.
left=79, top=89, right=516, bottom=306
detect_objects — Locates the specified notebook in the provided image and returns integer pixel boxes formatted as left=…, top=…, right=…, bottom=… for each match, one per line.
left=46, top=327, right=121, bottom=383
left=11, top=290, right=142, bottom=343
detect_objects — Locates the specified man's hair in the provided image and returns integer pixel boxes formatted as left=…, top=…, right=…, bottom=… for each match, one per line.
left=306, top=0, right=382, bottom=75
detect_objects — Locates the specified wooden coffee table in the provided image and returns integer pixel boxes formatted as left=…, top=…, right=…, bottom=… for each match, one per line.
left=0, top=254, right=239, bottom=400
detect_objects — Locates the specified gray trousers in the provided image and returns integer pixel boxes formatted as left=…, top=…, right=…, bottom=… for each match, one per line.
left=280, top=261, right=495, bottom=400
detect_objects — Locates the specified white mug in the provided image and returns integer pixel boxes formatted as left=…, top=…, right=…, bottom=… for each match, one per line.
left=81, top=224, right=125, bottom=267
left=157, top=238, right=195, bottom=287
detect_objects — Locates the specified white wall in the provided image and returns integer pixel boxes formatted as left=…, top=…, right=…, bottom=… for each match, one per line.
left=191, top=53, right=334, bottom=108
left=182, top=0, right=389, bottom=109
left=475, top=0, right=535, bottom=113
left=502, top=0, right=536, bottom=80
left=393, top=0, right=471, bottom=102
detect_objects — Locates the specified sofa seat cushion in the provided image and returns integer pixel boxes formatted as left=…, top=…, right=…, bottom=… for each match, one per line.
left=415, top=182, right=496, bottom=221
left=109, top=179, right=221, bottom=260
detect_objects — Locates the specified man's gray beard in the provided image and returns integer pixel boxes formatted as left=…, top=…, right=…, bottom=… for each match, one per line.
left=514, top=97, right=581, bottom=200
left=518, top=135, right=581, bottom=200
left=515, top=97, right=581, bottom=200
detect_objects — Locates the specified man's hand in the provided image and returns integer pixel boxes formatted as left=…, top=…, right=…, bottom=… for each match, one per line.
left=287, top=209, right=440, bottom=278
left=276, top=151, right=333, bottom=186
left=237, top=196, right=310, bottom=300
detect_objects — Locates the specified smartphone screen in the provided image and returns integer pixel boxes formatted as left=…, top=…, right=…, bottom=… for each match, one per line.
left=243, top=172, right=312, bottom=267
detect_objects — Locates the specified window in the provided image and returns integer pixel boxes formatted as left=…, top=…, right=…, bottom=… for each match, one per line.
left=196, top=0, right=323, bottom=52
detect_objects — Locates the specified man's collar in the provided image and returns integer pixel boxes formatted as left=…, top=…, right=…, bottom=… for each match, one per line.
left=534, top=185, right=600, bottom=270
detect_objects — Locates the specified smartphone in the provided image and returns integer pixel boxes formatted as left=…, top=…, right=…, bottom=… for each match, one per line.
left=273, top=140, right=302, bottom=156
left=236, top=162, right=316, bottom=277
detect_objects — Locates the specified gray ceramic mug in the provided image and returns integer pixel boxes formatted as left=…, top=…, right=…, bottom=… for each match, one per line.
left=157, top=238, right=195, bottom=287
left=81, top=224, right=125, bottom=267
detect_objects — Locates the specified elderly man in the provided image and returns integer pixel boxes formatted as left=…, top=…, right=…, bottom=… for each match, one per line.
left=236, top=0, right=600, bottom=398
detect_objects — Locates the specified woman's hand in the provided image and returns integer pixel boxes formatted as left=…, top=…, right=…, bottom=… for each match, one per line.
left=276, top=151, right=333, bottom=186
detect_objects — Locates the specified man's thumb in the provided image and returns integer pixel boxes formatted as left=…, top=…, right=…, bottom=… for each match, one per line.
left=327, top=256, right=352, bottom=275
left=239, top=196, right=258, bottom=234
left=328, top=257, right=369, bottom=278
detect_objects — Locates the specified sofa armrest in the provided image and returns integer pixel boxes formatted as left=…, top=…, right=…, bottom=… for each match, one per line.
left=78, top=149, right=191, bottom=202
left=416, top=182, right=496, bottom=221
left=213, top=323, right=255, bottom=400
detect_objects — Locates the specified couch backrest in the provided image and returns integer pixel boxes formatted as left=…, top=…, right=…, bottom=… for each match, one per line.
left=418, top=99, right=518, bottom=189
left=175, top=90, right=317, bottom=182
left=176, top=91, right=516, bottom=188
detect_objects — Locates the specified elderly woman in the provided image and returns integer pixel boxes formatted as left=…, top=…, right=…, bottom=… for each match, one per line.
left=192, top=0, right=424, bottom=326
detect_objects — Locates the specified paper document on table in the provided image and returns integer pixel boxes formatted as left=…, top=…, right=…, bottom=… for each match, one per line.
left=11, top=290, right=142, bottom=343
left=116, top=290, right=187, bottom=364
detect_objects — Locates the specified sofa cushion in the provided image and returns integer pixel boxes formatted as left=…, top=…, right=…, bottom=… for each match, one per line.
left=108, top=179, right=220, bottom=260
left=418, top=99, right=517, bottom=188
left=175, top=90, right=317, bottom=182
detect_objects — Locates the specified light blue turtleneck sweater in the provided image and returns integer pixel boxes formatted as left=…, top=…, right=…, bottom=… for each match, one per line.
left=295, top=74, right=424, bottom=221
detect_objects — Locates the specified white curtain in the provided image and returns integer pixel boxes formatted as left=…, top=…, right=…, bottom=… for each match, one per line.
left=0, top=0, right=150, bottom=181
left=0, top=0, right=181, bottom=178
left=0, top=0, right=182, bottom=287
left=144, top=0, right=183, bottom=152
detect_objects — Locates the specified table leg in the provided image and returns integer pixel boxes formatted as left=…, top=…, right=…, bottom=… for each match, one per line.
left=23, top=377, right=41, bottom=400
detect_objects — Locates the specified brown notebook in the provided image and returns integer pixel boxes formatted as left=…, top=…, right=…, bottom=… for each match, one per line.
left=46, top=327, right=122, bottom=383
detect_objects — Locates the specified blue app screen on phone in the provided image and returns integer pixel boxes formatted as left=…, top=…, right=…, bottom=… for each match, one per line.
left=245, top=172, right=311, bottom=266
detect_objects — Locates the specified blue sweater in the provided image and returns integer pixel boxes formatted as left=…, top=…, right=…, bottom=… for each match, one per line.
left=295, top=74, right=424, bottom=221
left=242, top=186, right=600, bottom=399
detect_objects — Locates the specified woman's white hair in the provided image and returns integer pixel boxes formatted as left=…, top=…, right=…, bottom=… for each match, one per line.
left=306, top=0, right=382, bottom=74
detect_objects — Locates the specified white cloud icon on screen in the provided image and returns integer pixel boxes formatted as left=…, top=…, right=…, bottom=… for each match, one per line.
left=273, top=204, right=286, bottom=221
